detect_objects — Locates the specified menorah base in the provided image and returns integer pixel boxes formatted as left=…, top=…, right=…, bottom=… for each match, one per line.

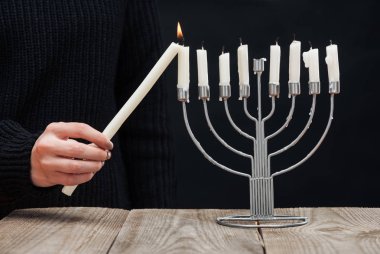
left=216, top=214, right=308, bottom=228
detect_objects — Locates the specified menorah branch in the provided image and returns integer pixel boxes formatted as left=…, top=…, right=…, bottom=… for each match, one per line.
left=263, top=97, right=276, bottom=122
left=243, top=98, right=258, bottom=123
left=182, top=101, right=250, bottom=179
left=243, top=96, right=260, bottom=177
left=224, top=99, right=257, bottom=177
left=266, top=96, right=296, bottom=140
left=203, top=100, right=253, bottom=161
left=261, top=97, right=276, bottom=174
left=224, top=100, right=255, bottom=141
left=272, top=94, right=335, bottom=177
left=269, top=94, right=317, bottom=160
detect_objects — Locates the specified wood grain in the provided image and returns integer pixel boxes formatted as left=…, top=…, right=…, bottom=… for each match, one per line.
left=109, top=209, right=264, bottom=254
left=1, top=207, right=378, bottom=253
left=0, top=207, right=128, bottom=254
left=261, top=207, right=380, bottom=254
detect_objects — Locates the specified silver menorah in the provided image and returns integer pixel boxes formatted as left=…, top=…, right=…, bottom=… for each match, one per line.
left=177, top=58, right=340, bottom=228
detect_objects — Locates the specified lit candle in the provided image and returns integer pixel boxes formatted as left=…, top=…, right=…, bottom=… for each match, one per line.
left=237, top=43, right=249, bottom=85
left=289, top=40, right=301, bottom=83
left=325, top=43, right=340, bottom=82
left=176, top=22, right=190, bottom=90
left=269, top=42, right=281, bottom=84
left=197, top=45, right=209, bottom=87
left=177, top=46, right=190, bottom=89
left=62, top=43, right=182, bottom=196
left=219, top=50, right=230, bottom=85
left=303, top=47, right=320, bottom=82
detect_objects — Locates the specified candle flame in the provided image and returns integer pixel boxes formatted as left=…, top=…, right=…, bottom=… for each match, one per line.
left=177, top=22, right=184, bottom=43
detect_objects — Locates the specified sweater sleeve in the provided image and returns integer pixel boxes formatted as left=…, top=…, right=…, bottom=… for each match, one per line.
left=0, top=120, right=44, bottom=203
left=114, top=0, right=176, bottom=208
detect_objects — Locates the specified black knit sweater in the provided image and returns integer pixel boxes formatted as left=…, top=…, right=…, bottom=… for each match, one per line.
left=0, top=0, right=175, bottom=217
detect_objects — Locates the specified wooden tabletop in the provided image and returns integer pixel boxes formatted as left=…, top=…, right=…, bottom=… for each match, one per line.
left=0, top=207, right=378, bottom=254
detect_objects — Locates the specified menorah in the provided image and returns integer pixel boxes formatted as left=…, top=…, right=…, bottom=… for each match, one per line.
left=177, top=58, right=340, bottom=228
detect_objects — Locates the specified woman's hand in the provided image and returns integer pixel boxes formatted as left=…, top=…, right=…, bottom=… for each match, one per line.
left=30, top=122, right=113, bottom=187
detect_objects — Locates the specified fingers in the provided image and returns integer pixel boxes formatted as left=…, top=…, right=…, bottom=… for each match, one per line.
left=40, top=156, right=104, bottom=174
left=46, top=122, right=113, bottom=150
left=53, top=139, right=110, bottom=161
left=31, top=121, right=113, bottom=188
left=51, top=171, right=95, bottom=186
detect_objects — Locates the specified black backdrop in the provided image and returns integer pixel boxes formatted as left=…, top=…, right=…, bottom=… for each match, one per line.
left=156, top=0, right=380, bottom=208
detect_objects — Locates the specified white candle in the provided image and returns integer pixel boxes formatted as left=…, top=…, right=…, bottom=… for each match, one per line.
left=62, top=42, right=181, bottom=196
left=177, top=46, right=190, bottom=90
left=325, top=44, right=340, bottom=82
left=269, top=43, right=281, bottom=84
left=219, top=52, right=230, bottom=85
left=303, top=48, right=320, bottom=82
left=196, top=48, right=209, bottom=86
left=289, top=40, right=301, bottom=83
left=237, top=44, right=249, bottom=85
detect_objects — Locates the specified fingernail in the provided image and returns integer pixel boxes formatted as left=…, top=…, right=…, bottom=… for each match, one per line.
left=106, top=151, right=112, bottom=160
left=108, top=141, right=114, bottom=150
left=101, top=161, right=105, bottom=166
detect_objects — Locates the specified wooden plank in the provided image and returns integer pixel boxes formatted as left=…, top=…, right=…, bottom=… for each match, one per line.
left=109, top=209, right=264, bottom=254
left=0, top=207, right=129, bottom=254
left=261, top=207, right=380, bottom=254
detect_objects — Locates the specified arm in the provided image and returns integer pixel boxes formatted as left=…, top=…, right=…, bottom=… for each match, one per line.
left=0, top=120, right=41, bottom=203
left=115, top=0, right=175, bottom=208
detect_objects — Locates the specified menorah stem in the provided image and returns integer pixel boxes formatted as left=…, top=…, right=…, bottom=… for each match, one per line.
left=272, top=94, right=335, bottom=177
left=257, top=73, right=263, bottom=121
left=182, top=102, right=251, bottom=179
left=257, top=73, right=266, bottom=178
left=202, top=100, right=254, bottom=162
left=248, top=72, right=272, bottom=178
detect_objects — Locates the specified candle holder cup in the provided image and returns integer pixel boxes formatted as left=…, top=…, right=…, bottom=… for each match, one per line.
left=178, top=58, right=340, bottom=228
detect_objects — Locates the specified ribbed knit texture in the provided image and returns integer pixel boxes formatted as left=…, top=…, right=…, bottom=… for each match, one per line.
left=0, top=0, right=175, bottom=217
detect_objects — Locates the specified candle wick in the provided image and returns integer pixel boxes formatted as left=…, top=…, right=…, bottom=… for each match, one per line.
left=275, top=36, right=280, bottom=44
left=201, top=40, right=204, bottom=50
left=222, top=46, right=225, bottom=54
left=330, top=39, right=333, bottom=45
left=177, top=38, right=185, bottom=46
left=293, top=33, right=296, bottom=41
left=308, top=40, right=312, bottom=49
left=239, top=37, right=243, bottom=46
